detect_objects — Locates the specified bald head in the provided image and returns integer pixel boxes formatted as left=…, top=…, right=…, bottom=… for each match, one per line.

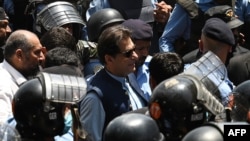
left=4, top=30, right=40, bottom=59
left=6, top=30, right=38, bottom=42
left=4, top=29, right=45, bottom=78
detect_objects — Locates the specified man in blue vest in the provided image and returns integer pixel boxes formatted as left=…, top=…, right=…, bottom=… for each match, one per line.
left=79, top=25, right=148, bottom=141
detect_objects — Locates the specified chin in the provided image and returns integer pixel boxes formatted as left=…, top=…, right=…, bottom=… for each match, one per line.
left=131, top=67, right=137, bottom=72
left=126, top=68, right=136, bottom=75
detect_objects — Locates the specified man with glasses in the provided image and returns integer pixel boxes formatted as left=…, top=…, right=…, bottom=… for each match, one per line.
left=79, top=25, right=148, bottom=141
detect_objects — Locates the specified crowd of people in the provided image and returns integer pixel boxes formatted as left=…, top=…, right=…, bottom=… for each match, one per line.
left=0, top=0, right=250, bottom=141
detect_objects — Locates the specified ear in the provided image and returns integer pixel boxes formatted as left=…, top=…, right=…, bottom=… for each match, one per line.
left=104, top=54, right=115, bottom=65
left=149, top=75, right=157, bottom=91
left=42, top=46, right=47, bottom=55
left=15, top=49, right=23, bottom=60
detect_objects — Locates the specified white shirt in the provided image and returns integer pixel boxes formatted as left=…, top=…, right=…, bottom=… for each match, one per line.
left=0, top=60, right=27, bottom=123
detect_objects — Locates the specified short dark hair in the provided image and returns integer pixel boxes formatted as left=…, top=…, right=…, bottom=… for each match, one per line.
left=40, top=27, right=77, bottom=51
left=97, top=25, right=132, bottom=65
left=149, top=52, right=184, bottom=84
left=44, top=47, right=81, bottom=68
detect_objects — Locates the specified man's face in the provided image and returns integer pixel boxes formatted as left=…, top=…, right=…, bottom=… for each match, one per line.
left=20, top=36, right=45, bottom=78
left=133, top=40, right=150, bottom=68
left=61, top=23, right=73, bottom=35
left=109, top=37, right=138, bottom=77
left=0, top=19, right=11, bottom=46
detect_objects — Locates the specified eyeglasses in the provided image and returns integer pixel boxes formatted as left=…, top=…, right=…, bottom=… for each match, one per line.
left=119, top=47, right=136, bottom=58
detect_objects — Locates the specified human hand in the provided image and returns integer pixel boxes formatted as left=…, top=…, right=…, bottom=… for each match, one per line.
left=154, top=1, right=172, bottom=23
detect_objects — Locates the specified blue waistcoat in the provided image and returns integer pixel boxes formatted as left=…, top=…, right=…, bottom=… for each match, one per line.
left=88, top=69, right=147, bottom=127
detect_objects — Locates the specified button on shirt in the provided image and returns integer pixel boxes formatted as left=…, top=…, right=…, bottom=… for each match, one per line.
left=0, top=60, right=27, bottom=123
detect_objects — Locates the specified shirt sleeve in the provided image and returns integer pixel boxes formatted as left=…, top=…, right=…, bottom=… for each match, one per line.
left=3, top=0, right=14, bottom=15
left=235, top=0, right=247, bottom=22
left=159, top=3, right=191, bottom=52
left=79, top=91, right=105, bottom=141
left=0, top=86, right=14, bottom=123
left=151, top=0, right=158, bottom=8
left=86, top=0, right=111, bottom=21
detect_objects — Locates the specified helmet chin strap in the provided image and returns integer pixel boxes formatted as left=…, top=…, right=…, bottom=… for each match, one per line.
left=71, top=104, right=88, bottom=141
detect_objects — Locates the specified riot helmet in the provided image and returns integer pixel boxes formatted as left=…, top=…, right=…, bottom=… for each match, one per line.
left=231, top=80, right=250, bottom=122
left=87, top=8, right=125, bottom=42
left=36, top=1, right=86, bottom=39
left=182, top=121, right=249, bottom=141
left=182, top=122, right=224, bottom=141
left=233, top=80, right=250, bottom=105
left=104, top=113, right=165, bottom=141
left=12, top=72, right=87, bottom=139
left=183, top=51, right=229, bottom=105
left=149, top=74, right=224, bottom=141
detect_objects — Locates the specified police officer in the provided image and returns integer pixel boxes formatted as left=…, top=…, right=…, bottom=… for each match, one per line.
left=35, top=1, right=85, bottom=40
left=149, top=73, right=224, bottom=141
left=182, top=122, right=249, bottom=141
left=231, top=80, right=250, bottom=122
left=35, top=1, right=99, bottom=76
left=159, top=0, right=236, bottom=56
left=104, top=113, right=165, bottom=141
left=84, top=8, right=125, bottom=77
left=11, top=72, right=90, bottom=141
left=182, top=5, right=249, bottom=65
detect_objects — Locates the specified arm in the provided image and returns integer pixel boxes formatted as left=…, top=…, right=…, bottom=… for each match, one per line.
left=159, top=3, right=190, bottom=52
left=0, top=85, right=16, bottom=123
left=3, top=0, right=14, bottom=16
left=79, top=92, right=105, bottom=141
left=154, top=1, right=172, bottom=23
left=235, top=0, right=247, bottom=22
